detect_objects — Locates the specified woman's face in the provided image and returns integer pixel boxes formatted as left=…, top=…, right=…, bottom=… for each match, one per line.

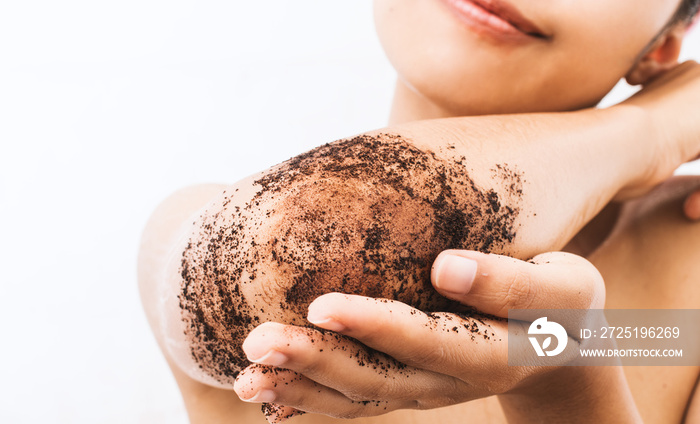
left=374, top=0, right=683, bottom=116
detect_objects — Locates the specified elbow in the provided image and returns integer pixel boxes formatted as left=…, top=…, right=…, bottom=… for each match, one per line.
left=169, top=133, right=523, bottom=387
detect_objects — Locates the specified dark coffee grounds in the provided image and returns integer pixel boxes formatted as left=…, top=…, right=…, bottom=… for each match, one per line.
left=261, top=402, right=306, bottom=422
left=178, top=133, right=521, bottom=386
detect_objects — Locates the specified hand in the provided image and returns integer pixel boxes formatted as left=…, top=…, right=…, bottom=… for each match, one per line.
left=232, top=251, right=630, bottom=422
left=626, top=174, right=700, bottom=221
left=618, top=61, right=700, bottom=198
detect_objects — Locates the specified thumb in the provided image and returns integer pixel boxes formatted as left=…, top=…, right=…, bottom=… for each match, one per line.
left=431, top=250, right=605, bottom=317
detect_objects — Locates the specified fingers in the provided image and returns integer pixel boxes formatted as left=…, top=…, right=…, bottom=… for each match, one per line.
left=261, top=405, right=304, bottom=424
left=684, top=189, right=700, bottom=220
left=236, top=295, right=577, bottom=417
left=431, top=250, right=606, bottom=317
left=234, top=365, right=402, bottom=419
left=306, top=293, right=536, bottom=390
left=237, top=322, right=469, bottom=406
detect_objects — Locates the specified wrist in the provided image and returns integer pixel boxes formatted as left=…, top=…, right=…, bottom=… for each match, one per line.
left=605, top=102, right=664, bottom=200
left=499, top=367, right=641, bottom=424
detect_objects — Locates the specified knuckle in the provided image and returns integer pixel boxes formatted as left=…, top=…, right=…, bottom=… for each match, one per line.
left=480, top=368, right=523, bottom=395
left=406, top=340, right=447, bottom=365
left=533, top=252, right=606, bottom=309
left=581, top=265, right=605, bottom=308
left=413, top=379, right=463, bottom=409
left=293, top=355, right=321, bottom=376
left=286, top=385, right=308, bottom=406
left=565, top=255, right=605, bottom=308
left=500, top=269, right=536, bottom=312
left=275, top=327, right=325, bottom=374
left=343, top=391, right=365, bottom=402
left=345, top=380, right=388, bottom=402
left=484, top=376, right=518, bottom=395
left=483, top=379, right=510, bottom=395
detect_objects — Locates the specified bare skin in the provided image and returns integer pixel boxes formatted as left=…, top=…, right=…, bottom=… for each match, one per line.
left=138, top=0, right=700, bottom=420
left=593, top=176, right=700, bottom=424
left=160, top=98, right=675, bottom=383
left=137, top=64, right=700, bottom=424
left=138, top=176, right=700, bottom=424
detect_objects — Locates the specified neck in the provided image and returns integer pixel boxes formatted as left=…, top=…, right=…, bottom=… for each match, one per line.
left=388, top=78, right=458, bottom=125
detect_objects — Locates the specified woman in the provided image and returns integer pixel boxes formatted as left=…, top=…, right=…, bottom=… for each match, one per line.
left=139, top=0, right=700, bottom=422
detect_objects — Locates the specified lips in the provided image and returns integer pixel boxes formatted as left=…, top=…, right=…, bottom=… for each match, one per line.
left=441, top=0, right=549, bottom=40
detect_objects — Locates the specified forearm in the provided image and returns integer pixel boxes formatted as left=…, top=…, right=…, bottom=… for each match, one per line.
left=384, top=104, right=652, bottom=257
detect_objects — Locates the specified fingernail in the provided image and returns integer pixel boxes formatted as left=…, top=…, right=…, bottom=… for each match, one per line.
left=241, top=389, right=277, bottom=403
left=433, top=254, right=477, bottom=295
left=248, top=350, right=288, bottom=366
left=307, top=303, right=346, bottom=332
left=242, top=334, right=288, bottom=366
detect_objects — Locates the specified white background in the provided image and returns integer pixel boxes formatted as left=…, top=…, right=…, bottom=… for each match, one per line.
left=1, top=1, right=699, bottom=423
